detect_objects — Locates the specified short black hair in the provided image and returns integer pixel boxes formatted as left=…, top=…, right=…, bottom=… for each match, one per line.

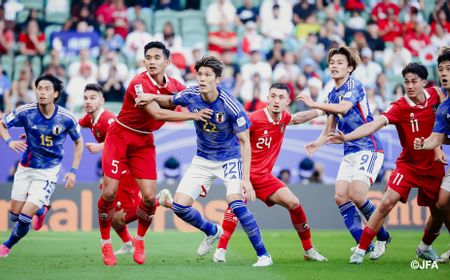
left=34, top=74, right=64, bottom=101
left=401, top=62, right=428, bottom=80
left=269, top=83, right=290, bottom=95
left=144, top=41, right=170, bottom=59
left=84, top=83, right=104, bottom=96
left=195, top=56, right=224, bottom=78
left=437, top=49, right=450, bottom=66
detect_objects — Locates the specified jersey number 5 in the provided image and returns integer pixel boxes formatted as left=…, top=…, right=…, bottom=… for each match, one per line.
left=40, top=134, right=53, bottom=147
left=111, top=160, right=119, bottom=174
left=256, top=137, right=272, bottom=149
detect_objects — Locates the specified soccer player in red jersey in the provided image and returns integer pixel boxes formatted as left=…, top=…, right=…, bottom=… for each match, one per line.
left=212, top=83, right=327, bottom=263
left=98, top=41, right=212, bottom=266
left=79, top=83, right=173, bottom=255
left=328, top=62, right=447, bottom=264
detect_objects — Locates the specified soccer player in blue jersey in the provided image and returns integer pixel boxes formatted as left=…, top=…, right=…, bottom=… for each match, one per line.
left=297, top=46, right=391, bottom=259
left=414, top=50, right=450, bottom=263
left=135, top=56, right=272, bottom=267
left=0, top=74, right=84, bottom=257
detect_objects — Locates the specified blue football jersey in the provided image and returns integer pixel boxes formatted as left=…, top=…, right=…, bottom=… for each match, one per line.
left=433, top=97, right=450, bottom=135
left=2, top=103, right=81, bottom=168
left=172, top=86, right=251, bottom=161
left=327, top=78, right=383, bottom=155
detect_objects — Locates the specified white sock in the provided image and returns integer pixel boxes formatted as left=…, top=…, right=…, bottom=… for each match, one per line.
left=135, top=235, right=145, bottom=241
left=124, top=241, right=132, bottom=246
left=418, top=241, right=431, bottom=251
left=101, top=239, right=112, bottom=245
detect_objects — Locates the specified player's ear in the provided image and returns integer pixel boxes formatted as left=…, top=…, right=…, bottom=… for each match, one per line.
left=165, top=58, right=171, bottom=67
left=286, top=97, right=291, bottom=106
left=215, top=75, right=222, bottom=84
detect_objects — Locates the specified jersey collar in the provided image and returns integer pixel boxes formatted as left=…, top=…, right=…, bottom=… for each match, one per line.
left=404, top=89, right=430, bottom=108
left=263, top=107, right=282, bottom=124
left=92, top=108, right=105, bottom=126
left=146, top=72, right=169, bottom=90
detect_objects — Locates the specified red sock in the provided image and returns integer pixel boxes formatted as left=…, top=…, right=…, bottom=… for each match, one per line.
left=422, top=230, right=440, bottom=245
left=114, top=224, right=132, bottom=243
left=136, top=201, right=156, bottom=237
left=218, top=207, right=238, bottom=249
left=98, top=197, right=115, bottom=240
left=289, top=205, right=312, bottom=251
left=359, top=226, right=377, bottom=250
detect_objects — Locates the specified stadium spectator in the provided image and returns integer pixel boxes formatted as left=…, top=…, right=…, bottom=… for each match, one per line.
left=365, top=83, right=385, bottom=115
left=241, top=50, right=272, bottom=102
left=364, top=21, right=385, bottom=58
left=298, top=32, right=326, bottom=69
left=273, top=51, right=301, bottom=85
left=294, top=13, right=321, bottom=41
left=110, top=0, right=129, bottom=39
left=67, top=5, right=100, bottom=33
left=18, top=8, right=46, bottom=33
left=260, top=0, right=292, bottom=23
left=375, top=73, right=392, bottom=102
left=98, top=50, right=128, bottom=83
left=162, top=156, right=181, bottom=185
left=393, top=83, right=405, bottom=100
left=241, top=21, right=263, bottom=56
left=101, top=25, right=125, bottom=53
left=383, top=36, right=412, bottom=75
left=378, top=7, right=403, bottom=42
left=219, top=50, right=241, bottom=97
left=266, top=39, right=286, bottom=69
left=277, top=169, right=291, bottom=185
left=208, top=21, right=238, bottom=56
left=124, top=19, right=152, bottom=58
left=371, top=0, right=400, bottom=22
left=153, top=21, right=183, bottom=52
left=430, top=23, right=450, bottom=49
left=235, top=0, right=260, bottom=26
left=430, top=8, right=450, bottom=36
left=154, top=0, right=181, bottom=11
left=8, top=67, right=35, bottom=112
left=344, top=0, right=365, bottom=12
left=401, top=2, right=425, bottom=35
left=71, top=0, right=99, bottom=20
left=293, top=0, right=317, bottom=24
left=96, top=0, right=114, bottom=26
left=18, top=20, right=45, bottom=56
left=100, top=66, right=125, bottom=102
left=66, top=63, right=96, bottom=112
left=353, top=47, right=382, bottom=87
left=206, top=0, right=236, bottom=28
left=318, top=18, right=345, bottom=52
left=68, top=48, right=98, bottom=80
left=261, top=3, right=293, bottom=40
left=0, top=20, right=14, bottom=55
left=404, top=22, right=430, bottom=57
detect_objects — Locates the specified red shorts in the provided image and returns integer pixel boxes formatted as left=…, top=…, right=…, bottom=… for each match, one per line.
left=114, top=173, right=141, bottom=224
left=251, top=173, right=285, bottom=207
left=387, top=164, right=444, bottom=207
left=103, top=122, right=157, bottom=180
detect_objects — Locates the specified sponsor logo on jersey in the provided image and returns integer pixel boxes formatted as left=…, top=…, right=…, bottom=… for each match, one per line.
left=52, top=124, right=63, bottom=135
left=134, top=84, right=144, bottom=95
left=215, top=112, right=226, bottom=123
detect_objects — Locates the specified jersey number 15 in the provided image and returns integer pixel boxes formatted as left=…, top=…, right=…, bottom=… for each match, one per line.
left=40, top=134, right=53, bottom=147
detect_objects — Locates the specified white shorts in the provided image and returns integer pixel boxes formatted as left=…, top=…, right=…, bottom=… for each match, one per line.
left=441, top=169, right=450, bottom=192
left=176, top=156, right=243, bottom=200
left=11, top=164, right=60, bottom=208
left=336, top=151, right=384, bottom=186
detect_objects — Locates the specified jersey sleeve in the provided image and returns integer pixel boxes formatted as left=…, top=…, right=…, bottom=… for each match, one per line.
left=172, top=87, right=196, bottom=107
left=381, top=102, right=402, bottom=125
left=66, top=115, right=82, bottom=141
left=433, top=104, right=448, bottom=134
left=126, top=77, right=146, bottom=99
left=342, top=82, right=364, bottom=105
left=231, top=100, right=251, bottom=134
left=2, top=107, right=26, bottom=128
left=78, top=114, right=91, bottom=128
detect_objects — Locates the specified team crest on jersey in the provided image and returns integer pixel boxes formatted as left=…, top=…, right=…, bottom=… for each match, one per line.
left=215, top=112, right=226, bottom=123
left=96, top=131, right=101, bottom=138
left=52, top=124, right=63, bottom=135
left=432, top=104, right=438, bottom=113
left=280, top=124, right=285, bottom=133
left=134, top=84, right=144, bottom=95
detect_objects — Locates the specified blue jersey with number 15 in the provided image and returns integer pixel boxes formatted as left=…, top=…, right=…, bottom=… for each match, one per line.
left=2, top=103, right=81, bottom=169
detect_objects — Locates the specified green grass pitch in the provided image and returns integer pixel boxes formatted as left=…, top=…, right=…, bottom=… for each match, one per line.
left=0, top=230, right=447, bottom=280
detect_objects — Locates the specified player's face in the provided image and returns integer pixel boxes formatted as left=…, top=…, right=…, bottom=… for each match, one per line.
left=196, top=66, right=221, bottom=94
left=144, top=48, right=170, bottom=76
left=267, top=88, right=290, bottom=114
left=328, top=54, right=353, bottom=80
left=438, top=61, right=450, bottom=90
left=403, top=73, right=426, bottom=99
left=36, top=80, right=58, bottom=105
left=83, top=90, right=104, bottom=114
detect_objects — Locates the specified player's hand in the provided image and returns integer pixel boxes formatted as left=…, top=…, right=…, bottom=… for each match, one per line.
left=8, top=140, right=27, bottom=153
left=327, top=131, right=346, bottom=144
left=434, top=147, right=448, bottom=164
left=241, top=179, right=256, bottom=202
left=135, top=94, right=157, bottom=107
left=304, top=141, right=320, bottom=157
left=86, top=142, right=103, bottom=154
left=193, top=108, right=213, bottom=122
left=64, top=172, right=76, bottom=190
left=413, top=137, right=424, bottom=150
left=296, top=93, right=315, bottom=107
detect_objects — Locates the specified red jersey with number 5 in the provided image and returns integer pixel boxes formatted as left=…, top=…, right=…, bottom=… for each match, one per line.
left=116, top=72, right=185, bottom=133
left=79, top=109, right=116, bottom=143
left=250, top=108, right=292, bottom=176
left=381, top=87, right=443, bottom=174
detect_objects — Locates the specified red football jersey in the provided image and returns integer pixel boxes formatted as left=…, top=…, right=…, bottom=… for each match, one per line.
left=79, top=109, right=116, bottom=143
left=250, top=108, right=292, bottom=175
left=382, top=87, right=443, bottom=174
left=116, top=72, right=185, bottom=133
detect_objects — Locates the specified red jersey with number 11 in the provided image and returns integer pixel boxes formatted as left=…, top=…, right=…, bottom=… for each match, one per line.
left=250, top=108, right=292, bottom=176
left=381, top=87, right=443, bottom=174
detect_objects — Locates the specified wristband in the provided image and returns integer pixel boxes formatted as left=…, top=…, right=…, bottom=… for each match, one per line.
left=315, top=109, right=325, bottom=116
left=70, top=168, right=78, bottom=175
left=5, top=138, right=12, bottom=145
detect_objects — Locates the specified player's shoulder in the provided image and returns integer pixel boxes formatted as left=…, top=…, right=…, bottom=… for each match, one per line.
left=57, top=106, right=78, bottom=124
left=14, top=102, right=38, bottom=115
left=102, top=109, right=116, bottom=119
left=249, top=108, right=266, bottom=122
left=344, top=78, right=363, bottom=91
left=218, top=88, right=244, bottom=116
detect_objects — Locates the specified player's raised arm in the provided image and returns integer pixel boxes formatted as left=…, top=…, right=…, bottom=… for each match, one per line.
left=236, top=129, right=255, bottom=201
left=142, top=100, right=212, bottom=122
left=64, top=136, right=84, bottom=190
left=328, top=116, right=387, bottom=144
left=290, top=109, right=324, bottom=125
left=297, top=93, right=353, bottom=115
left=135, top=93, right=175, bottom=108
left=304, top=114, right=336, bottom=156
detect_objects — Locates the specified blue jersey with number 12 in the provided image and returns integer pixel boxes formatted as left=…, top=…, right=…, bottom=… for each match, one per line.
left=2, top=103, right=81, bottom=169
left=172, top=86, right=251, bottom=161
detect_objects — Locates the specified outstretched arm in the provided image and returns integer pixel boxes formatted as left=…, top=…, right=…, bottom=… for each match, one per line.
left=297, top=94, right=353, bottom=115
left=142, top=101, right=212, bottom=122
left=135, top=94, right=175, bottom=108
left=328, top=116, right=387, bottom=144
left=414, top=132, right=445, bottom=150
left=304, top=114, right=336, bottom=156
left=289, top=109, right=323, bottom=125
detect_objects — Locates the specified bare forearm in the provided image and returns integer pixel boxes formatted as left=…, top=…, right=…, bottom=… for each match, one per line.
left=154, top=95, right=175, bottom=108
left=344, top=118, right=385, bottom=142
left=310, top=102, right=350, bottom=115
left=291, top=109, right=321, bottom=125
left=144, top=102, right=194, bottom=121
left=422, top=133, right=445, bottom=150
left=239, top=135, right=251, bottom=180
left=0, top=122, right=11, bottom=141
left=72, top=138, right=84, bottom=169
